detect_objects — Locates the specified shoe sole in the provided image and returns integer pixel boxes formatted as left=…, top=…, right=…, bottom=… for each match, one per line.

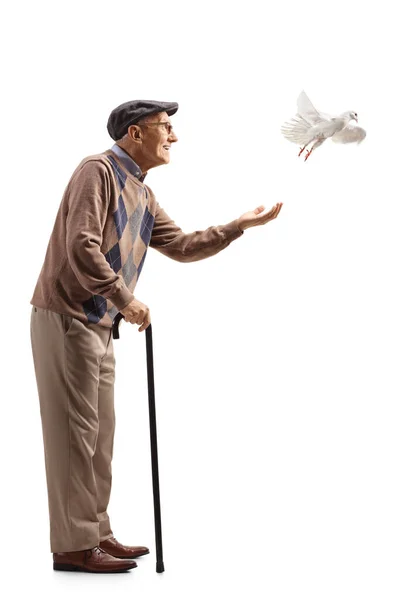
left=112, top=550, right=150, bottom=559
left=53, top=562, right=137, bottom=573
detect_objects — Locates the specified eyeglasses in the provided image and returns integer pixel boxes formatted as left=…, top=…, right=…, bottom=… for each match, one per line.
left=140, top=122, right=174, bottom=135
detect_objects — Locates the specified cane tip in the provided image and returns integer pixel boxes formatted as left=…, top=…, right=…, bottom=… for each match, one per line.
left=156, top=561, right=165, bottom=573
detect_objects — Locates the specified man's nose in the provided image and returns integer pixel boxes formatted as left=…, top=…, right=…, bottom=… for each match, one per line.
left=169, top=131, right=178, bottom=143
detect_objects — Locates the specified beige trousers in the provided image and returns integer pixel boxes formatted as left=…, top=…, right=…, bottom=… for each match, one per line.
left=30, top=306, right=116, bottom=553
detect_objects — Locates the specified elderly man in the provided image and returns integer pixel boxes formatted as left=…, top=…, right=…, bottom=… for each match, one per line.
left=30, top=99, right=283, bottom=574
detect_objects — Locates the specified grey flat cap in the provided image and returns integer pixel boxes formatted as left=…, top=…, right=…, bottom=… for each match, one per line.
left=107, top=100, right=179, bottom=140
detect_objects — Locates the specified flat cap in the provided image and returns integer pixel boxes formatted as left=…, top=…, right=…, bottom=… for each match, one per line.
left=107, top=100, right=179, bottom=140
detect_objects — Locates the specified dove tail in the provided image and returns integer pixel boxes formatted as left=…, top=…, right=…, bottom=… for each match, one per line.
left=281, top=115, right=312, bottom=145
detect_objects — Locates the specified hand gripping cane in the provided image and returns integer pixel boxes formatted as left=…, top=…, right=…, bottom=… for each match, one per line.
left=112, top=313, right=165, bottom=573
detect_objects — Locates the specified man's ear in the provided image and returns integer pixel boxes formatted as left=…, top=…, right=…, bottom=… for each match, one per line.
left=128, top=124, right=142, bottom=142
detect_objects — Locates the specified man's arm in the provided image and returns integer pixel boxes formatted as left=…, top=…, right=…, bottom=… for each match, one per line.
left=65, top=160, right=134, bottom=311
left=149, top=201, right=283, bottom=262
left=149, top=202, right=244, bottom=262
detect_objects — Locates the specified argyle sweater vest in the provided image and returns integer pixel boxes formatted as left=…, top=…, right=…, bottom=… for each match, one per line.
left=31, top=149, right=244, bottom=328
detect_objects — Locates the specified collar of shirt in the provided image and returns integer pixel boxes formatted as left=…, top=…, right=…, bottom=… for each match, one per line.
left=110, top=144, right=147, bottom=182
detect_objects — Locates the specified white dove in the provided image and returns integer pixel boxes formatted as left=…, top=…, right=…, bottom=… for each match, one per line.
left=281, top=91, right=366, bottom=161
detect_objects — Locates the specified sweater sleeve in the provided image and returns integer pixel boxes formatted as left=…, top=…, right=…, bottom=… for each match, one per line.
left=65, top=160, right=135, bottom=310
left=149, top=202, right=244, bottom=263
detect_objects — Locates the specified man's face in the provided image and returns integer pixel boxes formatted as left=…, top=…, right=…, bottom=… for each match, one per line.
left=138, top=111, right=178, bottom=169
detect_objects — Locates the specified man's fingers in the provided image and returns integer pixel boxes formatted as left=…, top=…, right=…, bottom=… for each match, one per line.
left=270, top=205, right=280, bottom=218
left=272, top=203, right=283, bottom=218
left=264, top=203, right=283, bottom=220
left=265, top=203, right=282, bottom=217
left=138, top=313, right=151, bottom=332
left=256, top=203, right=283, bottom=225
left=257, top=208, right=275, bottom=221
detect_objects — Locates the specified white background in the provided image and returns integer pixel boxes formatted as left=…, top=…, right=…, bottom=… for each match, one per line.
left=1, top=0, right=399, bottom=598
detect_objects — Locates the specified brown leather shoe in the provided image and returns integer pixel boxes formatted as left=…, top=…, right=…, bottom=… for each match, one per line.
left=99, top=536, right=150, bottom=559
left=53, top=546, right=137, bottom=573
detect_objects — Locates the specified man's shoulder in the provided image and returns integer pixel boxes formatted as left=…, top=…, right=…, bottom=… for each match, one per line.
left=65, top=151, right=120, bottom=189
left=73, top=150, right=114, bottom=174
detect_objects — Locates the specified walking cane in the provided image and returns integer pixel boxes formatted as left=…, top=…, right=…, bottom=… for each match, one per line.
left=112, top=313, right=165, bottom=574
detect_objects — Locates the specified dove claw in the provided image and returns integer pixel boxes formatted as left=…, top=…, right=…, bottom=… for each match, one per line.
left=298, top=146, right=306, bottom=156
left=304, top=149, right=313, bottom=162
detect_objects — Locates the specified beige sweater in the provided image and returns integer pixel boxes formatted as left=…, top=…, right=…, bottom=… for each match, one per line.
left=31, top=148, right=244, bottom=328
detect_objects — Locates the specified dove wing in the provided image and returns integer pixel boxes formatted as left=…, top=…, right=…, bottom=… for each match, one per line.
left=297, top=90, right=331, bottom=125
left=281, top=115, right=313, bottom=145
left=331, top=125, right=367, bottom=144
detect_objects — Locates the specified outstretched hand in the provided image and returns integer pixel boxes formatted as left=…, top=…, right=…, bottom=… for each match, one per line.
left=238, top=203, right=283, bottom=231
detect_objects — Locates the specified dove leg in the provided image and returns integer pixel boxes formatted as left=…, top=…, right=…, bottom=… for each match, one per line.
left=298, top=145, right=307, bottom=156
left=304, top=149, right=313, bottom=161
left=304, top=138, right=324, bottom=161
